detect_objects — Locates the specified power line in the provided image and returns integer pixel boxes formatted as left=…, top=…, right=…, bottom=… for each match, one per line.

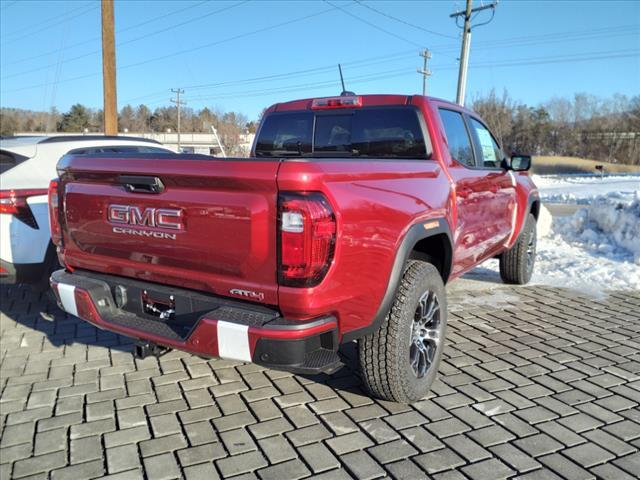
left=120, top=4, right=348, bottom=72
left=462, top=50, right=640, bottom=69
left=323, top=0, right=424, bottom=48
left=353, top=0, right=457, bottom=39
left=159, top=50, right=640, bottom=104
left=2, top=1, right=249, bottom=81
left=184, top=67, right=414, bottom=100
left=2, top=0, right=211, bottom=67
left=48, top=10, right=71, bottom=131
left=186, top=50, right=417, bottom=90
left=180, top=68, right=418, bottom=103
left=2, top=7, right=637, bottom=98
left=0, top=1, right=93, bottom=38
left=1, top=3, right=99, bottom=45
left=0, top=1, right=19, bottom=12
left=453, top=25, right=640, bottom=52
left=120, top=25, right=640, bottom=103
left=121, top=50, right=418, bottom=104
left=1, top=3, right=346, bottom=94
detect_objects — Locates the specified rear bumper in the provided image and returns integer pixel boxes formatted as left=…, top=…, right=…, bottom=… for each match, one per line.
left=50, top=269, right=341, bottom=374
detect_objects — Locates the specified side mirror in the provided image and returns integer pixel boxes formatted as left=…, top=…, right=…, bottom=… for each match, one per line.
left=509, top=154, right=532, bottom=171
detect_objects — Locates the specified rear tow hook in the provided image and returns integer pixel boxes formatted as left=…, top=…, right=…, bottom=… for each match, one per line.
left=133, top=341, right=169, bottom=359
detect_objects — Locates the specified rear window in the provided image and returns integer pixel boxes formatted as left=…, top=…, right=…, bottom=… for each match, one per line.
left=255, top=107, right=429, bottom=159
left=0, top=149, right=29, bottom=174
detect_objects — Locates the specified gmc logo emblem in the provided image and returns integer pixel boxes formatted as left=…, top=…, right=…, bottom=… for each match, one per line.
left=108, top=205, right=183, bottom=230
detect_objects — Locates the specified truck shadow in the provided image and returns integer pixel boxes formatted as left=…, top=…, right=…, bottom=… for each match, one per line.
left=0, top=284, right=134, bottom=355
left=460, top=264, right=503, bottom=284
left=0, top=284, right=371, bottom=399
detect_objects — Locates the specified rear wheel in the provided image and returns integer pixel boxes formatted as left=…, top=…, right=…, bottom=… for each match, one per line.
left=500, top=213, right=537, bottom=285
left=359, top=260, right=447, bottom=403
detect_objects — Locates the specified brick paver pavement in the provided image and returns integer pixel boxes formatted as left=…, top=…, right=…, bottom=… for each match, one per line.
left=1, top=280, right=639, bottom=479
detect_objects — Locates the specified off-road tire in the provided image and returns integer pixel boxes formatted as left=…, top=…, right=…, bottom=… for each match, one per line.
left=359, top=260, right=447, bottom=403
left=500, top=213, right=537, bottom=285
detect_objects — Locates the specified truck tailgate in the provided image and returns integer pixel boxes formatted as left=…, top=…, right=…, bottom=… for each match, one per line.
left=57, top=154, right=280, bottom=305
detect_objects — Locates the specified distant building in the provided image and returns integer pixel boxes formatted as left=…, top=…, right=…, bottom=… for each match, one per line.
left=13, top=131, right=256, bottom=156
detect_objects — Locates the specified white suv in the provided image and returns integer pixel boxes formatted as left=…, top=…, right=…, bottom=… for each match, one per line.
left=0, top=135, right=174, bottom=289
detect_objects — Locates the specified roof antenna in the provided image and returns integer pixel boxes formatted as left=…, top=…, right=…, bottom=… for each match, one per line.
left=338, top=64, right=355, bottom=96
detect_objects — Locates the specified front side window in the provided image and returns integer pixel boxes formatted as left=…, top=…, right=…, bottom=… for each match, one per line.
left=438, top=109, right=475, bottom=167
left=469, top=118, right=503, bottom=168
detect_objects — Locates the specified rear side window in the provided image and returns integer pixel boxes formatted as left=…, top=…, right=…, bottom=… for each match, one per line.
left=0, top=149, right=29, bottom=174
left=468, top=118, right=503, bottom=168
left=255, top=107, right=429, bottom=159
left=438, top=109, right=475, bottom=167
left=255, top=113, right=313, bottom=155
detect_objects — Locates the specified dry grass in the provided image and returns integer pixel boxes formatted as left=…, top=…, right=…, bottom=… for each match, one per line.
left=531, top=156, right=640, bottom=175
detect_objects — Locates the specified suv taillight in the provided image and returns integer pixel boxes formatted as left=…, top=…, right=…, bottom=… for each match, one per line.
left=0, top=188, right=47, bottom=228
left=279, top=192, right=336, bottom=287
left=48, top=179, right=62, bottom=246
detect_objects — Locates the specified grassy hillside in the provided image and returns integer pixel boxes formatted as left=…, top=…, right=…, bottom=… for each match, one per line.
left=531, top=156, right=640, bottom=175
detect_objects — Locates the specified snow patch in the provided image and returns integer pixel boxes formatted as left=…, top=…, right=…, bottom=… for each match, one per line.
left=537, top=204, right=552, bottom=239
left=534, top=174, right=640, bottom=204
left=556, top=195, right=640, bottom=262
left=475, top=180, right=640, bottom=295
left=535, top=192, right=640, bottom=293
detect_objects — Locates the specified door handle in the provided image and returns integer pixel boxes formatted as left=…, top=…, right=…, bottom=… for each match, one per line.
left=119, top=175, right=165, bottom=194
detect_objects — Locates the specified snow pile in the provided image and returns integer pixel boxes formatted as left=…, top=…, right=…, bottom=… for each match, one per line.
left=534, top=193, right=640, bottom=292
left=556, top=194, right=640, bottom=263
left=472, top=178, right=640, bottom=294
left=532, top=235, right=640, bottom=293
left=533, top=174, right=640, bottom=204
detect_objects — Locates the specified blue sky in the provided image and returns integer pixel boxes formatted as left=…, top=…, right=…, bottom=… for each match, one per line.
left=1, top=0, right=639, bottom=120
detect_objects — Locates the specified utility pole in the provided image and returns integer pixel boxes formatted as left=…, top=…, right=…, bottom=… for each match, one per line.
left=417, top=49, right=432, bottom=96
left=450, top=0, right=498, bottom=106
left=101, top=0, right=117, bottom=135
left=170, top=88, right=185, bottom=151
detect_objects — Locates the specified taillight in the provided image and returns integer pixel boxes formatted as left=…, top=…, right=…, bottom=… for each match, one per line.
left=311, top=96, right=362, bottom=110
left=48, top=179, right=62, bottom=246
left=0, top=188, right=46, bottom=228
left=279, top=192, right=336, bottom=287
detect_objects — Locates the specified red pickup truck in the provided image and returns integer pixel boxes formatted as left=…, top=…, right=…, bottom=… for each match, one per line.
left=49, top=94, right=539, bottom=402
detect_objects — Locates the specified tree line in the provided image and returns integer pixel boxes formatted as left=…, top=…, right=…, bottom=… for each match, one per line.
left=471, top=90, right=639, bottom=165
left=0, top=104, right=259, bottom=156
left=1, top=92, right=638, bottom=164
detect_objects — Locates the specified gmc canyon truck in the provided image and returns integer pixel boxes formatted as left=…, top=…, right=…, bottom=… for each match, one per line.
left=49, top=94, right=539, bottom=403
